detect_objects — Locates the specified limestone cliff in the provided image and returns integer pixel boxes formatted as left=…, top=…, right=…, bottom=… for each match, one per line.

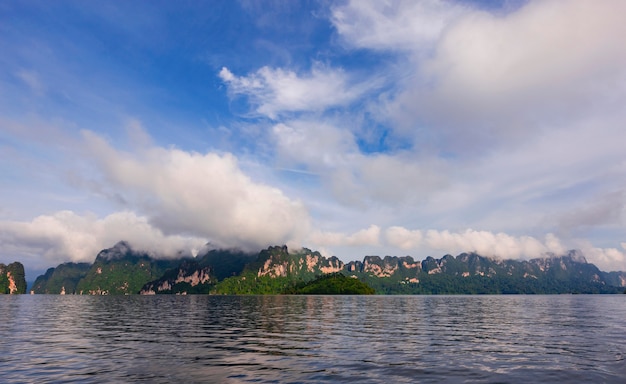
left=140, top=260, right=214, bottom=295
left=0, top=262, right=27, bottom=294
left=256, top=245, right=344, bottom=278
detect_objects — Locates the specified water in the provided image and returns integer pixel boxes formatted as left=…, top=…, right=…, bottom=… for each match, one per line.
left=1, top=295, right=625, bottom=383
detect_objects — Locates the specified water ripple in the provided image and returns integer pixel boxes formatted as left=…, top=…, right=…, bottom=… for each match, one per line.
left=1, top=295, right=625, bottom=383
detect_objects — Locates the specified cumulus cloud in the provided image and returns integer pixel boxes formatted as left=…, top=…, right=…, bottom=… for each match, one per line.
left=382, top=226, right=626, bottom=271
left=423, top=229, right=563, bottom=259
left=382, top=226, right=565, bottom=260
left=0, top=211, right=207, bottom=270
left=333, top=0, right=626, bottom=153
left=418, top=227, right=626, bottom=271
left=308, top=225, right=381, bottom=248
left=575, top=242, right=626, bottom=273
left=385, top=226, right=423, bottom=250
left=309, top=224, right=625, bottom=271
left=219, top=65, right=367, bottom=118
left=420, top=0, right=626, bottom=119
left=80, top=130, right=310, bottom=251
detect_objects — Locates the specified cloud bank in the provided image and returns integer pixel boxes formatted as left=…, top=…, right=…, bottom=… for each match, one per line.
left=0, top=211, right=207, bottom=270
left=80, top=130, right=310, bottom=251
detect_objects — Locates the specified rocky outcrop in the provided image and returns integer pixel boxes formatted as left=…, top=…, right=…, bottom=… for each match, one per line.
left=0, top=262, right=27, bottom=294
left=140, top=261, right=214, bottom=295
left=255, top=246, right=345, bottom=279
left=347, top=255, right=421, bottom=279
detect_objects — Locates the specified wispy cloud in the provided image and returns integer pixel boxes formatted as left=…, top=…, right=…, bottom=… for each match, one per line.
left=15, top=69, right=45, bottom=95
left=331, top=0, right=468, bottom=52
left=219, top=64, right=370, bottom=118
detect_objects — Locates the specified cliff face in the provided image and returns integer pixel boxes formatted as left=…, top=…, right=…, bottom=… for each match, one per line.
left=140, top=260, right=214, bottom=295
left=75, top=241, right=179, bottom=295
left=139, top=248, right=256, bottom=295
left=31, top=262, right=91, bottom=294
left=256, top=246, right=344, bottom=279
left=347, top=256, right=421, bottom=280
left=0, top=262, right=27, bottom=294
left=347, top=251, right=624, bottom=294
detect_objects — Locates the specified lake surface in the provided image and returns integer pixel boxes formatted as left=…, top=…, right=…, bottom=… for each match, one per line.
left=1, top=295, right=625, bottom=383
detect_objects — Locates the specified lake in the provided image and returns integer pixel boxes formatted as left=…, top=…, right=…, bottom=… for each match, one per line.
left=1, top=295, right=625, bottom=383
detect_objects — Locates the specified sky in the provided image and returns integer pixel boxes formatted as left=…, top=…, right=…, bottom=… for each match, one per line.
left=1, top=0, right=625, bottom=278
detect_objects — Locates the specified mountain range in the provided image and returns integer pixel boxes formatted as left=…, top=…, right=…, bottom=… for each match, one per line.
left=28, top=241, right=626, bottom=295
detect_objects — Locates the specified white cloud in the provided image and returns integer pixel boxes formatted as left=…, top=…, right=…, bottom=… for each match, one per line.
left=385, top=226, right=422, bottom=250
left=309, top=224, right=626, bottom=272
left=412, top=1, right=625, bottom=153
left=331, top=0, right=467, bottom=51
left=423, top=229, right=560, bottom=259
left=333, top=0, right=626, bottom=155
left=422, top=0, right=626, bottom=116
left=308, top=225, right=381, bottom=248
left=576, top=242, right=626, bottom=273
left=0, top=211, right=207, bottom=270
left=272, top=121, right=357, bottom=168
left=80, top=130, right=311, bottom=251
left=219, top=65, right=366, bottom=118
left=272, top=119, right=448, bottom=207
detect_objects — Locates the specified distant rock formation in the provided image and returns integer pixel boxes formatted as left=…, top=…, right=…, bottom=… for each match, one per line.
left=140, top=260, right=214, bottom=295
left=0, top=262, right=27, bottom=294
left=73, top=241, right=181, bottom=295
left=31, top=262, right=91, bottom=294
left=31, top=242, right=626, bottom=295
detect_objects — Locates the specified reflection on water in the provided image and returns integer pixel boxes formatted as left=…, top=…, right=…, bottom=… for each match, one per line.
left=1, top=295, right=625, bottom=383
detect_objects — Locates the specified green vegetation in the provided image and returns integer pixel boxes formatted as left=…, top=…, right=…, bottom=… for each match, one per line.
left=140, top=261, right=215, bottom=294
left=0, top=262, right=27, bottom=294
left=212, top=273, right=295, bottom=294
left=139, top=249, right=257, bottom=294
left=197, top=249, right=256, bottom=280
left=286, top=273, right=375, bottom=294
left=211, top=245, right=346, bottom=294
left=31, top=262, right=91, bottom=294
left=351, top=268, right=624, bottom=295
left=76, top=255, right=177, bottom=295
left=69, top=242, right=180, bottom=294
left=29, top=243, right=626, bottom=295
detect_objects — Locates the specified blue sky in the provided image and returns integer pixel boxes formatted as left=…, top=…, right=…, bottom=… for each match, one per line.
left=1, top=0, right=625, bottom=277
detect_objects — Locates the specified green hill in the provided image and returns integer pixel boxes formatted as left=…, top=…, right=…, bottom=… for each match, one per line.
left=31, top=262, right=91, bottom=294
left=286, top=273, right=375, bottom=294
